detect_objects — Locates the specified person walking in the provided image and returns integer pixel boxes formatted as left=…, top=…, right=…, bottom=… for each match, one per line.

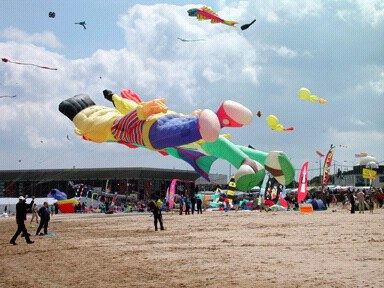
left=36, top=202, right=50, bottom=235
left=10, top=196, right=35, bottom=245
left=356, top=190, right=365, bottom=214
left=147, top=197, right=164, bottom=231
left=196, top=195, right=203, bottom=214
left=30, top=203, right=39, bottom=225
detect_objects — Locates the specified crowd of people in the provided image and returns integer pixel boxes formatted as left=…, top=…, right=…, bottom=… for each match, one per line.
left=8, top=185, right=383, bottom=244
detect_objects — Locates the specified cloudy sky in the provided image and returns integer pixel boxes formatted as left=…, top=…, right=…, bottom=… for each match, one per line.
left=1, top=0, right=383, bottom=180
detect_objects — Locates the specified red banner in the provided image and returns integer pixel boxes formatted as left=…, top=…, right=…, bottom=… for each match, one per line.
left=297, top=161, right=308, bottom=203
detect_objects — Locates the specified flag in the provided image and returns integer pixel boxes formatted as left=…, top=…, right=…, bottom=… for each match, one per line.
left=322, top=145, right=335, bottom=185
left=297, top=161, right=308, bottom=203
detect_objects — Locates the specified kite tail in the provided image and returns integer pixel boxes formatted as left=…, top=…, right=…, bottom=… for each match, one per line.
left=223, top=20, right=237, bottom=26
left=284, top=127, right=294, bottom=131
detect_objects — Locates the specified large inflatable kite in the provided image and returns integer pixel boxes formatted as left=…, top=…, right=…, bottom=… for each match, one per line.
left=59, top=89, right=295, bottom=191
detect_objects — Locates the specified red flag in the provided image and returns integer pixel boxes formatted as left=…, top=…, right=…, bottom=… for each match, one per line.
left=297, top=161, right=309, bottom=203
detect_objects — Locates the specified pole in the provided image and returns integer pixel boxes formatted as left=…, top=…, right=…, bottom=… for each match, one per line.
left=319, top=156, right=322, bottom=186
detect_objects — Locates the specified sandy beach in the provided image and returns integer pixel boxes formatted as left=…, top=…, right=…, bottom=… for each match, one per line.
left=1, top=208, right=383, bottom=288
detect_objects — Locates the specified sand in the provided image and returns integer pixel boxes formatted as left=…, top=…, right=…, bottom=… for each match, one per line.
left=1, top=208, right=383, bottom=288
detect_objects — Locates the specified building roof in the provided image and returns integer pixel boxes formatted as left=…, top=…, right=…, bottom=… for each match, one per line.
left=0, top=167, right=200, bottom=182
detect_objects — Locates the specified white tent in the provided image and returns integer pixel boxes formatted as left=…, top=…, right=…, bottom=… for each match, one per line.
left=0, top=197, right=57, bottom=214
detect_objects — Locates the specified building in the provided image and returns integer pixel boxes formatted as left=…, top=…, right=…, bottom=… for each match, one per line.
left=0, top=167, right=206, bottom=200
left=333, top=165, right=384, bottom=187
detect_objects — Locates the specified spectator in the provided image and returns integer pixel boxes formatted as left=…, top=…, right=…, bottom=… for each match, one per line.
left=356, top=190, right=365, bottom=214
left=36, top=202, right=50, bottom=235
left=30, top=203, right=39, bottom=225
left=10, top=196, right=34, bottom=245
left=196, top=196, right=203, bottom=214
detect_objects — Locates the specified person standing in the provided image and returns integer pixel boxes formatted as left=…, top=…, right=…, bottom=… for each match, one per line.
left=350, top=192, right=356, bottom=214
left=185, top=197, right=191, bottom=215
left=179, top=196, right=185, bottom=215
left=10, top=196, right=35, bottom=245
left=190, top=194, right=196, bottom=215
left=148, top=197, right=164, bottom=231
left=36, top=202, right=50, bottom=235
left=30, top=203, right=39, bottom=225
left=356, top=190, right=365, bottom=214
left=196, top=195, right=203, bottom=214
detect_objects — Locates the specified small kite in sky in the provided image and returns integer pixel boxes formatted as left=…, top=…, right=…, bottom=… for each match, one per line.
left=266, top=114, right=294, bottom=132
left=66, top=134, right=71, bottom=141
left=1, top=58, right=58, bottom=70
left=316, top=150, right=325, bottom=157
left=298, top=87, right=328, bottom=104
left=0, top=95, right=16, bottom=99
left=177, top=37, right=205, bottom=42
left=187, top=6, right=238, bottom=27
left=240, top=19, right=256, bottom=30
left=49, top=12, right=55, bottom=18
left=75, top=21, right=87, bottom=29
left=256, top=111, right=262, bottom=117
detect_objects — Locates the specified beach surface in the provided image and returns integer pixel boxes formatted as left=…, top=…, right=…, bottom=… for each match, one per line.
left=1, top=208, right=383, bottom=288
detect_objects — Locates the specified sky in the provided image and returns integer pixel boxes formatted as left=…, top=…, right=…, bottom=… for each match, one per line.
left=0, top=0, right=383, bottom=181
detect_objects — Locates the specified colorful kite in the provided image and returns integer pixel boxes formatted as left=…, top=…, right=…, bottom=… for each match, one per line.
left=298, top=87, right=328, bottom=104
left=59, top=89, right=295, bottom=191
left=1, top=58, right=58, bottom=70
left=266, top=115, right=294, bottom=132
left=187, top=6, right=238, bottom=27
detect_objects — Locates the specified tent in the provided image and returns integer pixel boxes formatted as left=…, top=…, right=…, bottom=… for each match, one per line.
left=307, top=199, right=326, bottom=210
left=0, top=197, right=57, bottom=214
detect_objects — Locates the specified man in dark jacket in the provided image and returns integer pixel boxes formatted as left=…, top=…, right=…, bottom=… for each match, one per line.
left=36, top=202, right=50, bottom=235
left=147, top=197, right=164, bottom=231
left=190, top=194, right=196, bottom=215
left=10, top=196, right=34, bottom=245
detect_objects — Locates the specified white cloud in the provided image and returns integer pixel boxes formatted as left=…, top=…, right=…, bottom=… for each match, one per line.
left=329, top=128, right=384, bottom=151
left=369, top=71, right=384, bottom=95
left=355, top=0, right=384, bottom=27
left=0, top=27, right=62, bottom=49
left=25, top=127, right=65, bottom=149
left=349, top=117, right=372, bottom=126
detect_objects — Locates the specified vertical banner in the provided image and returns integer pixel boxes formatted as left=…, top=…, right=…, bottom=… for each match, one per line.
left=322, top=145, right=335, bottom=186
left=168, top=179, right=178, bottom=209
left=297, top=161, right=309, bottom=203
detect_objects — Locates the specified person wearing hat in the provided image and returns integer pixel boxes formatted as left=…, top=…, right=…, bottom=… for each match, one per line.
left=10, top=196, right=35, bottom=245
left=147, top=195, right=164, bottom=231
